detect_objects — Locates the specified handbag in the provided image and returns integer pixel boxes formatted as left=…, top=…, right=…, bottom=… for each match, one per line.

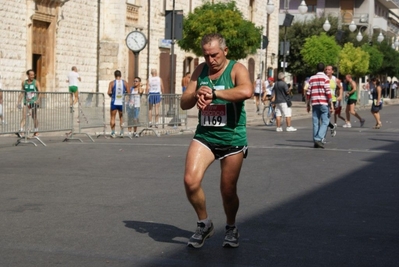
left=286, top=95, right=292, bottom=107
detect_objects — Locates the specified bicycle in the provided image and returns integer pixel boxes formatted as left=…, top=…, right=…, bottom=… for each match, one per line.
left=262, top=101, right=276, bottom=126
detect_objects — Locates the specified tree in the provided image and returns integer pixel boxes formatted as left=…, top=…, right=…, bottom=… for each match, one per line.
left=339, top=43, right=369, bottom=77
left=361, top=44, right=383, bottom=75
left=301, top=32, right=341, bottom=68
left=177, top=1, right=262, bottom=60
left=375, top=41, right=399, bottom=78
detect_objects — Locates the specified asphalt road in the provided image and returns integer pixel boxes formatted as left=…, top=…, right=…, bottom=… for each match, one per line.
left=0, top=104, right=398, bottom=267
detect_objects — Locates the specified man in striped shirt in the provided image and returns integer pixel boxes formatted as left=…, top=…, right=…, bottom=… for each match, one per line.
left=306, top=63, right=334, bottom=148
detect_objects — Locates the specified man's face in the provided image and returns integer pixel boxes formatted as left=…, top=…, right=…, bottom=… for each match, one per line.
left=345, top=75, right=351, bottom=82
left=202, top=40, right=228, bottom=72
left=27, top=71, right=35, bottom=81
left=325, top=66, right=333, bottom=77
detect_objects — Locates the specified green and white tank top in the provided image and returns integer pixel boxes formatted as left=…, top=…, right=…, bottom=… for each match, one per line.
left=194, top=60, right=247, bottom=146
left=23, top=79, right=38, bottom=104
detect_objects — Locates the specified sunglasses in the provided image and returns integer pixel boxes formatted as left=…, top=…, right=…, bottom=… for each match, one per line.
left=134, top=80, right=140, bottom=82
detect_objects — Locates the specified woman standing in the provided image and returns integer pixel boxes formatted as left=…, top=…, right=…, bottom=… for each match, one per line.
left=370, top=77, right=383, bottom=129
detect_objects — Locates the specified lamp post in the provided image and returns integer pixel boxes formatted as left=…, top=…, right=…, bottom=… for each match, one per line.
left=265, top=0, right=275, bottom=78
left=282, top=0, right=308, bottom=74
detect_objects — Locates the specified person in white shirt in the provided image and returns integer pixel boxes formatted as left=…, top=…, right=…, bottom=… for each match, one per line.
left=253, top=74, right=264, bottom=114
left=66, top=66, right=81, bottom=107
left=146, top=69, right=164, bottom=127
left=127, top=77, right=144, bottom=137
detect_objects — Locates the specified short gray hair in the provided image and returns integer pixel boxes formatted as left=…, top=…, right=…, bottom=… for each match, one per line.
left=201, top=33, right=226, bottom=50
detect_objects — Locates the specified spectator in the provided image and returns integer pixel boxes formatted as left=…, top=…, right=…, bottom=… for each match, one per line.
left=253, top=74, right=264, bottom=114
left=273, top=72, right=297, bottom=132
left=127, top=77, right=143, bottom=137
left=181, top=72, right=191, bottom=93
left=370, top=77, right=383, bottom=129
left=306, top=63, right=333, bottom=148
left=66, top=66, right=81, bottom=110
left=146, top=69, right=164, bottom=128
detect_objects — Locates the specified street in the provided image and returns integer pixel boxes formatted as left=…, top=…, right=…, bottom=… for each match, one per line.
left=0, top=104, right=398, bottom=267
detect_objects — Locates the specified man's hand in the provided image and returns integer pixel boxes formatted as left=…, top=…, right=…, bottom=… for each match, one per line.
left=17, top=104, right=22, bottom=109
left=306, top=105, right=310, bottom=113
left=196, top=86, right=213, bottom=110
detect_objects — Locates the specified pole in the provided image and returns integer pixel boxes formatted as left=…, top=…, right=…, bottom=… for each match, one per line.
left=134, top=52, right=139, bottom=77
left=265, top=13, right=270, bottom=78
left=167, top=0, right=176, bottom=116
left=259, top=34, right=263, bottom=81
left=283, top=26, right=287, bottom=74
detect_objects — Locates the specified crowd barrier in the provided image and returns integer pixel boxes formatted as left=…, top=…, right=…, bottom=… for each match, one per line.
left=0, top=90, right=73, bottom=146
left=0, top=89, right=191, bottom=145
left=64, top=92, right=106, bottom=142
left=120, top=93, right=189, bottom=138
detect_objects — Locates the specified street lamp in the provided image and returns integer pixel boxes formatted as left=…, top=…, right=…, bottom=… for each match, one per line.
left=377, top=32, right=384, bottom=43
left=266, top=0, right=274, bottom=14
left=282, top=0, right=308, bottom=74
left=355, top=25, right=368, bottom=42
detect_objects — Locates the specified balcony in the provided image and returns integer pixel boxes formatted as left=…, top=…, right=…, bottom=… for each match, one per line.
left=377, top=0, right=399, bottom=9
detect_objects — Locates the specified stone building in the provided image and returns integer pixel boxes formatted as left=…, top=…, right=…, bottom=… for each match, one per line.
left=0, top=0, right=279, bottom=95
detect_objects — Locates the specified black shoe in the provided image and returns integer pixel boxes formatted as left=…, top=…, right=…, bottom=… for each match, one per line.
left=187, top=222, right=214, bottom=248
left=15, top=132, right=23, bottom=138
left=223, top=225, right=240, bottom=248
left=314, top=140, right=325, bottom=149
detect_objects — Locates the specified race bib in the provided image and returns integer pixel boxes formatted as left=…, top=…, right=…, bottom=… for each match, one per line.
left=114, top=81, right=123, bottom=105
left=26, top=92, right=36, bottom=101
left=201, top=104, right=227, bottom=127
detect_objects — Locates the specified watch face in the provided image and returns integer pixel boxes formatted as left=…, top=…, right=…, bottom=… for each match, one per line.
left=126, top=31, right=147, bottom=52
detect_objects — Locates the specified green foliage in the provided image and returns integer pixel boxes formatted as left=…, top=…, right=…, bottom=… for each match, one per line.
left=301, top=32, right=341, bottom=68
left=339, top=43, right=369, bottom=77
left=361, top=44, right=383, bottom=75
left=375, top=41, right=399, bottom=77
left=177, top=1, right=262, bottom=60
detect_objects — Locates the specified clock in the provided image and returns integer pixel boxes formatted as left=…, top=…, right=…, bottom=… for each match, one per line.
left=126, top=31, right=147, bottom=52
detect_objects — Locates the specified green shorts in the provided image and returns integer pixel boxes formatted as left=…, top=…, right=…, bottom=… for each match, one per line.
left=69, top=86, right=78, bottom=93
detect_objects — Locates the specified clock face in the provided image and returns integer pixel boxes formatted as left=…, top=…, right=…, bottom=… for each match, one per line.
left=126, top=31, right=147, bottom=52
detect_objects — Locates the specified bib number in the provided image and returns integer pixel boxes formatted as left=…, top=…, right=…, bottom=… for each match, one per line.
left=26, top=92, right=36, bottom=101
left=201, top=104, right=227, bottom=127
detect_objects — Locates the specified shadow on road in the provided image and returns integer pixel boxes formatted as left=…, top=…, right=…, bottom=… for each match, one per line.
left=123, top=220, right=192, bottom=245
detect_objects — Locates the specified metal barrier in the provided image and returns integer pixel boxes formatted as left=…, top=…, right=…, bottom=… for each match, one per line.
left=120, top=93, right=189, bottom=138
left=64, top=92, right=106, bottom=142
left=0, top=90, right=73, bottom=146
left=359, top=90, right=370, bottom=107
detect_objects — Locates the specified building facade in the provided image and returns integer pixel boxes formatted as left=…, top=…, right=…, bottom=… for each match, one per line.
left=0, top=0, right=280, bottom=95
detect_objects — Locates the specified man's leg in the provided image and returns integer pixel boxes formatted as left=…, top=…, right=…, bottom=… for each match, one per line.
left=73, top=91, right=79, bottom=105
left=220, top=152, right=244, bottom=248
left=185, top=140, right=215, bottom=248
left=220, top=152, right=244, bottom=226
left=345, top=104, right=351, bottom=124
left=154, top=103, right=160, bottom=126
left=350, top=104, right=363, bottom=121
left=118, top=109, right=123, bottom=135
left=312, top=105, right=321, bottom=141
left=148, top=103, right=153, bottom=125
left=184, top=140, right=214, bottom=220
left=318, top=105, right=330, bottom=139
left=110, top=109, right=117, bottom=135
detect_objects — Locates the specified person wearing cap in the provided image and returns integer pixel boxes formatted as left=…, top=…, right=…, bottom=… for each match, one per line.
left=272, top=72, right=297, bottom=132
left=262, top=77, right=274, bottom=104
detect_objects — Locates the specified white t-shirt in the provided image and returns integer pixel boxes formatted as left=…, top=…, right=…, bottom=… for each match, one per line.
left=148, top=76, right=162, bottom=93
left=129, top=87, right=141, bottom=108
left=265, top=82, right=273, bottom=95
left=67, top=71, right=80, bottom=87
left=254, top=78, right=262, bottom=94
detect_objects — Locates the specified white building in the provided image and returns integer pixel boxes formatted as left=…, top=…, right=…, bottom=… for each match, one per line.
left=0, top=0, right=280, bottom=95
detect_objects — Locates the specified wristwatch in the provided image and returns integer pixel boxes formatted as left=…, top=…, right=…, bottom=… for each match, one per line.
left=212, top=89, right=217, bottom=100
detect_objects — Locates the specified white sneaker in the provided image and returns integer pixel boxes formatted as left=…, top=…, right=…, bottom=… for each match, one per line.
left=343, top=123, right=352, bottom=128
left=276, top=127, right=283, bottom=132
left=286, top=126, right=297, bottom=132
left=134, top=132, right=139, bottom=138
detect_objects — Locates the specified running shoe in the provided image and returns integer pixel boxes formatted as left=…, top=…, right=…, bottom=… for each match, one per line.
left=286, top=126, right=297, bottom=132
left=187, top=222, right=214, bottom=248
left=276, top=127, right=283, bottom=132
left=331, top=125, right=337, bottom=137
left=360, top=119, right=365, bottom=127
left=222, top=225, right=240, bottom=248
left=342, top=123, right=352, bottom=128
left=110, top=132, right=116, bottom=138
